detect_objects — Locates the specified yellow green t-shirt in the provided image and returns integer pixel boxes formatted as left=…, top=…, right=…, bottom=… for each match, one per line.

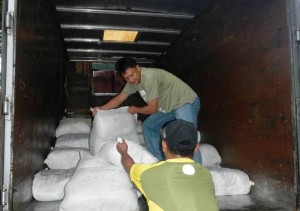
left=122, top=67, right=197, bottom=113
left=130, top=158, right=219, bottom=211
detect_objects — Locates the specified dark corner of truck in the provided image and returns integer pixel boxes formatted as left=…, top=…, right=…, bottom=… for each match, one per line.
left=0, top=0, right=300, bottom=210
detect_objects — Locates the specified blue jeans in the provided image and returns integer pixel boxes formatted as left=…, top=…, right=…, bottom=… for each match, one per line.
left=142, top=96, right=202, bottom=163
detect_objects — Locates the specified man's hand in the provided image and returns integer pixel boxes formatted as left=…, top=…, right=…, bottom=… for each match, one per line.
left=116, top=138, right=128, bottom=154
left=127, top=106, right=137, bottom=115
left=116, top=139, right=134, bottom=174
left=90, top=107, right=100, bottom=117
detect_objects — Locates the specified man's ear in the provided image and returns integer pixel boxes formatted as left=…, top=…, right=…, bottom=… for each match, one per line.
left=194, top=143, right=200, bottom=154
left=136, top=64, right=141, bottom=71
left=162, top=140, right=167, bottom=154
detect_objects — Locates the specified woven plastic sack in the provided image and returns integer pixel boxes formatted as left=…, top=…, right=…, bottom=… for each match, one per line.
left=44, top=147, right=90, bottom=169
left=207, top=166, right=254, bottom=196
left=55, top=133, right=89, bottom=149
left=97, top=140, right=158, bottom=168
left=32, top=168, right=75, bottom=201
left=56, top=118, right=91, bottom=138
left=199, top=143, right=222, bottom=166
left=59, top=153, right=139, bottom=211
left=89, top=107, right=139, bottom=155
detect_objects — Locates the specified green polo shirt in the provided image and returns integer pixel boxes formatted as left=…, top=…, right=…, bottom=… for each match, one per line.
left=122, top=67, right=197, bottom=113
left=130, top=158, right=219, bottom=211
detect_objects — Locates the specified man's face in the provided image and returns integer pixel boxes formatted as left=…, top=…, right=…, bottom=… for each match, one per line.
left=122, top=65, right=141, bottom=85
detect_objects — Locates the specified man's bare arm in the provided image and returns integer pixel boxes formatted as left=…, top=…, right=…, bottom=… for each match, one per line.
left=116, top=140, right=135, bottom=174
left=127, top=98, right=158, bottom=115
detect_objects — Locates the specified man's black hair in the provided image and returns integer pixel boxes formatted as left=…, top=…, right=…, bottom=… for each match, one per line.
left=167, top=140, right=195, bottom=157
left=115, top=57, right=137, bottom=74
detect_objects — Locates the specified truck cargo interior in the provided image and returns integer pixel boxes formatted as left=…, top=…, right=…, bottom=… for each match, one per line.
left=1, top=0, right=300, bottom=210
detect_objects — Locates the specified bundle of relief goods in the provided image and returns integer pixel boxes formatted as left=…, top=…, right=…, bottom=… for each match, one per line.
left=30, top=201, right=60, bottom=211
left=200, top=143, right=254, bottom=195
left=32, top=168, right=75, bottom=201
left=199, top=143, right=222, bottom=167
left=54, top=133, right=89, bottom=149
left=207, top=166, right=255, bottom=196
left=59, top=152, right=139, bottom=211
left=44, top=147, right=90, bottom=169
left=33, top=117, right=92, bottom=202
left=89, top=107, right=139, bottom=155
left=55, top=117, right=91, bottom=138
left=136, top=120, right=145, bottom=146
left=97, top=139, right=158, bottom=168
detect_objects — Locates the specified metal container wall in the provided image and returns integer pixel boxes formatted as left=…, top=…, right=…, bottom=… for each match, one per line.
left=2, top=0, right=298, bottom=210
left=11, top=0, right=65, bottom=209
left=162, top=0, right=295, bottom=207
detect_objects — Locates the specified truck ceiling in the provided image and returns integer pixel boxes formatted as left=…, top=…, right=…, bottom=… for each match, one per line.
left=53, top=0, right=209, bottom=65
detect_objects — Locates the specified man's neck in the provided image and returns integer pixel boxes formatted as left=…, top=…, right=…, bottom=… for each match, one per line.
left=165, top=154, right=193, bottom=160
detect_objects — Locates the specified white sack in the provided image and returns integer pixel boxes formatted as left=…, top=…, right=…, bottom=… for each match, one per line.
left=97, top=140, right=158, bottom=168
left=56, top=117, right=91, bottom=138
left=207, top=166, right=254, bottom=196
left=137, top=133, right=145, bottom=146
left=136, top=120, right=145, bottom=145
left=136, top=120, right=143, bottom=133
left=199, top=143, right=222, bottom=166
left=89, top=107, right=139, bottom=155
left=59, top=154, right=139, bottom=211
left=31, top=201, right=60, bottom=211
left=32, top=168, right=75, bottom=201
left=44, top=148, right=90, bottom=169
left=55, top=133, right=89, bottom=149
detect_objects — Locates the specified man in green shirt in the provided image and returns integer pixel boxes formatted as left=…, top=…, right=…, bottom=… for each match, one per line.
left=116, top=119, right=219, bottom=211
left=92, top=57, right=201, bottom=162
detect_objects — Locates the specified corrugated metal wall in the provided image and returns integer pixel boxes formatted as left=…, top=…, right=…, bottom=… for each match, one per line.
left=162, top=0, right=295, bottom=207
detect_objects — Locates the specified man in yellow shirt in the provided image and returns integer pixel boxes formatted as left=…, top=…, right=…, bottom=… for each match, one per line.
left=116, top=119, right=219, bottom=211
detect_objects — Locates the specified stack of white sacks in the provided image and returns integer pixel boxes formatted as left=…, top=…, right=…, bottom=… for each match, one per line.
left=199, top=144, right=254, bottom=196
left=32, top=106, right=254, bottom=211
left=32, top=117, right=92, bottom=202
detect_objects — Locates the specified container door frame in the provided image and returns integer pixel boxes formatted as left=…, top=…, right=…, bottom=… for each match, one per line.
left=1, top=0, right=16, bottom=210
left=289, top=0, right=300, bottom=208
